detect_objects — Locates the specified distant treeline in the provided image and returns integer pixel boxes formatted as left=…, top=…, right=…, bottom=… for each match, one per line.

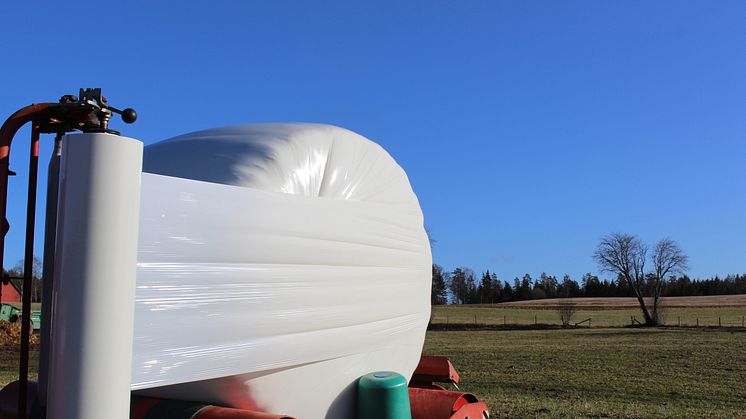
left=431, top=264, right=746, bottom=305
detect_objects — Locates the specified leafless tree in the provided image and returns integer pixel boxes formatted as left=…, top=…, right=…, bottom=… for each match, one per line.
left=557, top=301, right=577, bottom=327
left=594, top=233, right=651, bottom=324
left=593, top=233, right=688, bottom=326
left=9, top=256, right=43, bottom=302
left=650, top=239, right=688, bottom=323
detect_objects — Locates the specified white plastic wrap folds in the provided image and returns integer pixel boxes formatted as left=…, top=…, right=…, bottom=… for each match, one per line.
left=134, top=124, right=432, bottom=418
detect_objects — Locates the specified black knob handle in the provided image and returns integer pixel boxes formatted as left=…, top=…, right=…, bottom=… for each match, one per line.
left=121, top=108, right=137, bottom=124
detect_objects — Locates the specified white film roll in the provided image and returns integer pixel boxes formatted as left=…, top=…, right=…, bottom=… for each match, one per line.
left=47, top=133, right=143, bottom=419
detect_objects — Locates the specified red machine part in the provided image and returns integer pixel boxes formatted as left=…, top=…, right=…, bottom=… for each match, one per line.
left=410, top=355, right=460, bottom=388
left=409, top=356, right=491, bottom=419
left=409, top=388, right=489, bottom=419
left=129, top=396, right=295, bottom=419
left=194, top=407, right=295, bottom=419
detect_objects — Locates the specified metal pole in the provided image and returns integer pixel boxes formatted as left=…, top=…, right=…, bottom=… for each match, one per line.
left=38, top=134, right=62, bottom=406
left=19, top=127, right=40, bottom=418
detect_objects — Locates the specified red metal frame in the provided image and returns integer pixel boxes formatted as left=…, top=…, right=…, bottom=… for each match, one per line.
left=0, top=102, right=96, bottom=419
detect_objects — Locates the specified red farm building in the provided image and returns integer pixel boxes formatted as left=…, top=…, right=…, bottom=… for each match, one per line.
left=0, top=281, right=21, bottom=303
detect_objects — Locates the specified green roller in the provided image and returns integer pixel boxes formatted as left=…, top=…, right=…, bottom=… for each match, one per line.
left=357, top=371, right=412, bottom=419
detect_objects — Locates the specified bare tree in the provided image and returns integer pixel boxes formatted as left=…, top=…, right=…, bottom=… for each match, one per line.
left=557, top=301, right=577, bottom=327
left=650, top=239, right=688, bottom=324
left=9, top=256, right=43, bottom=302
left=594, top=233, right=652, bottom=324
left=593, top=233, right=688, bottom=326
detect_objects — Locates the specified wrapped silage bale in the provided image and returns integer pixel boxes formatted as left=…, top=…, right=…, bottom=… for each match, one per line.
left=131, top=124, right=432, bottom=418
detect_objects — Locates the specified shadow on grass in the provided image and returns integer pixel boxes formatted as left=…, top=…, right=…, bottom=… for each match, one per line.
left=427, top=323, right=746, bottom=332
left=428, top=323, right=577, bottom=331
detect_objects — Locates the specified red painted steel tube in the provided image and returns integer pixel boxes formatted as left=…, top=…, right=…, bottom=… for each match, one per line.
left=18, top=127, right=40, bottom=419
left=0, top=103, right=55, bottom=284
left=450, top=401, right=490, bottom=419
left=0, top=104, right=57, bottom=158
left=0, top=102, right=95, bottom=419
left=130, top=397, right=295, bottom=419
left=409, top=387, right=479, bottom=419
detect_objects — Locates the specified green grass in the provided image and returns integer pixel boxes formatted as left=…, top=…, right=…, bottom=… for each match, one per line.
left=1, top=323, right=744, bottom=418
left=423, top=328, right=746, bottom=418
left=0, top=347, right=38, bottom=386
left=431, top=305, right=746, bottom=327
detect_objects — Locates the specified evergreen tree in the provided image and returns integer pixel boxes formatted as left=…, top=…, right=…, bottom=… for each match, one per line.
left=558, top=274, right=580, bottom=297
left=478, top=270, right=496, bottom=303
left=519, top=274, right=532, bottom=300
left=431, top=264, right=448, bottom=305
left=465, top=269, right=478, bottom=304
left=502, top=281, right=514, bottom=301
left=490, top=272, right=502, bottom=303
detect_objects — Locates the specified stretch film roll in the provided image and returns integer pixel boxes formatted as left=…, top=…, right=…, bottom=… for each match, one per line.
left=47, top=133, right=143, bottom=419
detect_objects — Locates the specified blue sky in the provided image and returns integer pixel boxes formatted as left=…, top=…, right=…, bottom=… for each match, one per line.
left=1, top=1, right=744, bottom=282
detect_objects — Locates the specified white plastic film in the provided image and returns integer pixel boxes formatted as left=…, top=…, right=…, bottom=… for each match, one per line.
left=48, top=133, right=143, bottom=419
left=133, top=124, right=431, bottom=418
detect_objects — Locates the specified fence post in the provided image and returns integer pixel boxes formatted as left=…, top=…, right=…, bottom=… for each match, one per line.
left=696, top=318, right=698, bottom=327
left=535, top=315, right=537, bottom=325
left=718, top=317, right=721, bottom=327
left=474, top=314, right=477, bottom=326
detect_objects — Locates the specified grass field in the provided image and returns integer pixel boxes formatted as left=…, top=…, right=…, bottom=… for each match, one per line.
left=423, top=328, right=746, bottom=418
left=0, top=347, right=37, bottom=387
left=1, top=296, right=744, bottom=417
left=432, top=296, right=746, bottom=328
left=1, top=329, right=743, bottom=418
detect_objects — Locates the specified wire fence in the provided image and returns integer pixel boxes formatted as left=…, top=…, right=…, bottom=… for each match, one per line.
left=429, top=311, right=746, bottom=329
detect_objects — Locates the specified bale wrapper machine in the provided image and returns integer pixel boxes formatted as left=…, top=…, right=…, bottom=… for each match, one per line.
left=0, top=89, right=490, bottom=419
